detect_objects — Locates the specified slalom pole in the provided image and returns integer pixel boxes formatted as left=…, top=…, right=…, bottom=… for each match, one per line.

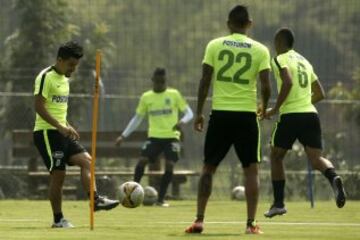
left=307, top=160, right=315, bottom=208
left=90, top=50, right=101, bottom=230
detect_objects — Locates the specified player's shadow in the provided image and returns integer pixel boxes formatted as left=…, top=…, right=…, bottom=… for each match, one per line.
left=168, top=233, right=241, bottom=238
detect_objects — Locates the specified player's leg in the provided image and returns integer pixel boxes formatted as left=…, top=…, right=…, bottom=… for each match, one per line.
left=300, top=113, right=346, bottom=208
left=133, top=156, right=149, bottom=183
left=242, top=163, right=261, bottom=233
left=233, top=113, right=262, bottom=234
left=68, top=147, right=119, bottom=211
left=264, top=146, right=288, bottom=218
left=156, top=160, right=174, bottom=207
left=156, top=139, right=180, bottom=206
left=265, top=114, right=296, bottom=218
left=33, top=130, right=73, bottom=228
left=134, top=138, right=160, bottom=183
left=185, top=164, right=217, bottom=233
left=305, top=147, right=346, bottom=208
left=48, top=170, right=69, bottom=227
left=186, top=111, right=231, bottom=233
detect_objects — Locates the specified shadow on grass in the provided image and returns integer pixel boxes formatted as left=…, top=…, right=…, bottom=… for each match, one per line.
left=168, top=233, right=241, bottom=238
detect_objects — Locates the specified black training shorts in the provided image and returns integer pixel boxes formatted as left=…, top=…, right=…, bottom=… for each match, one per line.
left=271, top=112, right=322, bottom=150
left=141, top=138, right=180, bottom=162
left=33, top=129, right=87, bottom=172
left=204, top=111, right=261, bottom=168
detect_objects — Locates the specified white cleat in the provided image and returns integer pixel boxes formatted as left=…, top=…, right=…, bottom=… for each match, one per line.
left=264, top=205, right=287, bottom=218
left=51, top=218, right=74, bottom=228
left=94, top=195, right=120, bottom=211
left=155, top=201, right=170, bottom=207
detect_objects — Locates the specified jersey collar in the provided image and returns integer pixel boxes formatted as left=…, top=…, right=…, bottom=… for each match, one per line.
left=231, top=33, right=247, bottom=38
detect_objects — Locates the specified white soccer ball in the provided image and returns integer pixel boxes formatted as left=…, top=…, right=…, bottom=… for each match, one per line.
left=142, top=186, right=158, bottom=206
left=119, top=181, right=144, bottom=208
left=232, top=186, right=245, bottom=200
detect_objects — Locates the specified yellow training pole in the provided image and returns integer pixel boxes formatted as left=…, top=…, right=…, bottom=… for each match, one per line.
left=90, top=50, right=101, bottom=230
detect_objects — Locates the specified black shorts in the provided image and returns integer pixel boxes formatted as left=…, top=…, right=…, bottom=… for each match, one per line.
left=204, top=111, right=261, bottom=168
left=33, top=130, right=87, bottom=172
left=271, top=112, right=322, bottom=150
left=141, top=138, right=180, bottom=162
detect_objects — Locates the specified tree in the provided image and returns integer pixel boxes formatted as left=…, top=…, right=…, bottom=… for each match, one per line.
left=2, top=0, right=78, bottom=129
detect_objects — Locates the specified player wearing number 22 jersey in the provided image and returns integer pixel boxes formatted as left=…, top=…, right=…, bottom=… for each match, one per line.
left=186, top=5, right=271, bottom=235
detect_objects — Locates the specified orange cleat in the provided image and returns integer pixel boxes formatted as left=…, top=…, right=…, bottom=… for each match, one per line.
left=185, top=221, right=204, bottom=234
left=245, top=222, right=263, bottom=234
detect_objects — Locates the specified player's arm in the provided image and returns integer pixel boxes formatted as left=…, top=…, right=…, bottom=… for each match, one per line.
left=258, top=69, right=271, bottom=119
left=311, top=80, right=325, bottom=104
left=195, top=63, right=213, bottom=132
left=274, top=67, right=293, bottom=109
left=266, top=67, right=293, bottom=117
left=34, top=95, right=79, bottom=139
left=115, top=114, right=144, bottom=146
left=174, top=106, right=194, bottom=130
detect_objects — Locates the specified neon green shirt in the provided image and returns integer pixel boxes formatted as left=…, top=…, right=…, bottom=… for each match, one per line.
left=272, top=49, right=318, bottom=114
left=203, top=33, right=271, bottom=112
left=33, top=67, right=69, bottom=131
left=136, top=88, right=188, bottom=139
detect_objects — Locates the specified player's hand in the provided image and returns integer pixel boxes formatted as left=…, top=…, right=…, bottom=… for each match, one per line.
left=58, top=125, right=80, bottom=140
left=115, top=135, right=124, bottom=146
left=173, top=121, right=183, bottom=131
left=194, top=114, right=205, bottom=132
left=265, top=107, right=278, bottom=119
left=257, top=104, right=265, bottom=120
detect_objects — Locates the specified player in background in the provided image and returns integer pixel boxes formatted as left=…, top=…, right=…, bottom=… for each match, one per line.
left=264, top=28, right=346, bottom=218
left=185, top=5, right=271, bottom=234
left=115, top=67, right=193, bottom=207
left=33, top=41, right=119, bottom=228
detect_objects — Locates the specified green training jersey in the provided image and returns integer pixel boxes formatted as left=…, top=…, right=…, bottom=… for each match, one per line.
left=136, top=88, right=188, bottom=139
left=33, top=66, right=69, bottom=131
left=272, top=49, right=318, bottom=114
left=203, top=33, right=270, bottom=112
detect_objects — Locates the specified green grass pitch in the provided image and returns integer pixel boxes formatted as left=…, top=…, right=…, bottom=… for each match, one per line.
left=0, top=200, right=359, bottom=240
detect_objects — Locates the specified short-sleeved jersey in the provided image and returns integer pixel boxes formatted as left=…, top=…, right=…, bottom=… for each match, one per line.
left=33, top=66, right=69, bottom=131
left=136, top=88, right=188, bottom=139
left=203, top=33, right=271, bottom=112
left=272, top=49, right=318, bottom=114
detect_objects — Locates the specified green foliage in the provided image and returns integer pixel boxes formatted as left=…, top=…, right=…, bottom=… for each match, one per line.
left=4, top=0, right=78, bottom=89
left=2, top=0, right=78, bottom=130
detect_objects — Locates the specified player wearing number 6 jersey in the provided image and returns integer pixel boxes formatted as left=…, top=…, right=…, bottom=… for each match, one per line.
left=264, top=28, right=346, bottom=218
left=185, top=5, right=271, bottom=235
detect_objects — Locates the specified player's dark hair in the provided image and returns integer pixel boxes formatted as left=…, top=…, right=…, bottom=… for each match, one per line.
left=153, top=67, right=166, bottom=76
left=277, top=28, right=295, bottom=48
left=228, top=5, right=250, bottom=27
left=57, top=41, right=83, bottom=60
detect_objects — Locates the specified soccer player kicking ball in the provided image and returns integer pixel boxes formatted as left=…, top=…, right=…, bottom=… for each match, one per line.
left=33, top=41, right=119, bottom=228
left=185, top=5, right=271, bottom=234
left=115, top=68, right=193, bottom=207
left=264, top=28, right=346, bottom=218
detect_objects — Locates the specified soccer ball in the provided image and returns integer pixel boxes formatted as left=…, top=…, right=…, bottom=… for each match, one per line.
left=231, top=186, right=245, bottom=200
left=142, top=186, right=158, bottom=206
left=119, top=181, right=144, bottom=208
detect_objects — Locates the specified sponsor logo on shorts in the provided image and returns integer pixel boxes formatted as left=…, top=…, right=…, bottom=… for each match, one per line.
left=171, top=142, right=180, bottom=152
left=55, top=159, right=61, bottom=167
left=142, top=141, right=151, bottom=150
left=52, top=151, right=64, bottom=159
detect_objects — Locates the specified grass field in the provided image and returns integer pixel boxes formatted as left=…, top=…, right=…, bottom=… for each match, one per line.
left=0, top=200, right=359, bottom=240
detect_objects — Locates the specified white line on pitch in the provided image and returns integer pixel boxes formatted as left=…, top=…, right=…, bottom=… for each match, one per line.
left=155, top=221, right=360, bottom=227
left=0, top=219, right=44, bottom=222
